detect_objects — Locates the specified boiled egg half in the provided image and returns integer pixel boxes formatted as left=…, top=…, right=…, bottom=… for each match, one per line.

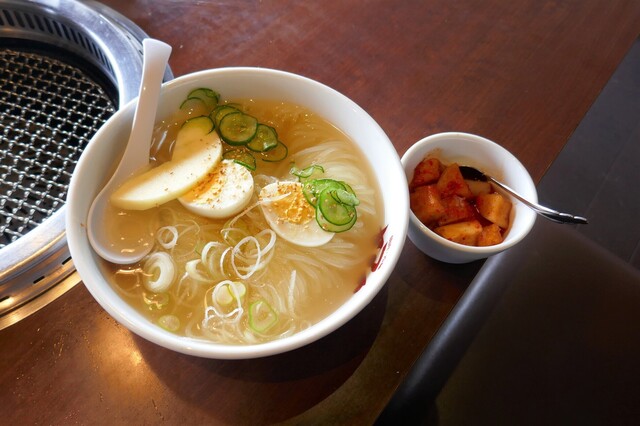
left=259, top=181, right=334, bottom=247
left=179, top=159, right=254, bottom=219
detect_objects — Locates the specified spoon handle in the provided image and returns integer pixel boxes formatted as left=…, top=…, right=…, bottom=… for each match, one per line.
left=488, top=177, right=589, bottom=225
left=119, top=38, right=172, bottom=177
left=87, top=38, right=171, bottom=265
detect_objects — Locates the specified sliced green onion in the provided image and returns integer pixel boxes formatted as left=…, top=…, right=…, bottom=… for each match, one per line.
left=302, top=178, right=346, bottom=207
left=290, top=164, right=324, bottom=180
left=223, top=148, right=256, bottom=171
left=341, top=181, right=357, bottom=196
left=297, top=176, right=360, bottom=232
left=158, top=314, right=180, bottom=332
left=332, top=188, right=360, bottom=206
left=249, top=300, right=278, bottom=333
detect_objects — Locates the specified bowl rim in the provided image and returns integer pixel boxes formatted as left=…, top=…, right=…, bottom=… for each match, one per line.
left=66, top=66, right=408, bottom=359
left=402, top=131, right=537, bottom=255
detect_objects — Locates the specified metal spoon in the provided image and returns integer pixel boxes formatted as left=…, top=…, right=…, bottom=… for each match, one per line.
left=87, top=39, right=172, bottom=264
left=459, top=165, right=588, bottom=225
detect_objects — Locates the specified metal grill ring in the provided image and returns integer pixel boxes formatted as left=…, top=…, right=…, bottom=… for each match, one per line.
left=0, top=0, right=173, bottom=329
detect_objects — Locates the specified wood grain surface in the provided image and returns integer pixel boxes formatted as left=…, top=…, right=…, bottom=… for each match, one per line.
left=1, top=0, right=639, bottom=424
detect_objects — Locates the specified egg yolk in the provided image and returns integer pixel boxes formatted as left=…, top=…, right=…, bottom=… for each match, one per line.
left=268, top=182, right=315, bottom=224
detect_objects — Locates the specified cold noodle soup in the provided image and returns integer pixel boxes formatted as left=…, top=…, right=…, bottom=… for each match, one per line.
left=104, top=90, right=383, bottom=345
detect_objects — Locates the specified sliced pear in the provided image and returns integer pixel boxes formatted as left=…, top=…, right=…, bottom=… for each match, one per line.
left=111, top=116, right=222, bottom=210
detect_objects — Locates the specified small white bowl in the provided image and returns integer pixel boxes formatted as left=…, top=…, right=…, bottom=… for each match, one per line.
left=66, top=67, right=408, bottom=359
left=402, top=132, right=537, bottom=263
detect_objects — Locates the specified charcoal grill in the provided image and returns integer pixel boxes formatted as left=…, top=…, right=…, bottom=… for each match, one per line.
left=0, top=0, right=173, bottom=329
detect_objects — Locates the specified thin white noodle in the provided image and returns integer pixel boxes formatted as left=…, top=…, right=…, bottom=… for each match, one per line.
left=259, top=191, right=292, bottom=204
left=288, top=270, right=297, bottom=317
left=112, top=103, right=382, bottom=346
left=175, top=273, right=199, bottom=306
left=113, top=269, right=143, bottom=298
left=229, top=229, right=277, bottom=277
left=258, top=229, right=277, bottom=253
left=225, top=201, right=261, bottom=230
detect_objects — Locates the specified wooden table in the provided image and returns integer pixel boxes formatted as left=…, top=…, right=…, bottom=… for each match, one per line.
left=2, top=0, right=639, bottom=423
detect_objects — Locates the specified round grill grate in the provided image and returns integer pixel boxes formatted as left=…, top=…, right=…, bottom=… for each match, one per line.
left=0, top=0, right=173, bottom=329
left=0, top=48, right=116, bottom=247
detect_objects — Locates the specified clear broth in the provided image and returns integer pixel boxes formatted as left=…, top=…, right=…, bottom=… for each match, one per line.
left=104, top=98, right=383, bottom=345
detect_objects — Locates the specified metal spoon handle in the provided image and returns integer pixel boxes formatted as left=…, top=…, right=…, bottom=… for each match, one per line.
left=488, top=177, right=589, bottom=225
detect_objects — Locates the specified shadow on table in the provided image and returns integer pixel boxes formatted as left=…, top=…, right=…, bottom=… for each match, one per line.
left=378, top=219, right=640, bottom=424
left=135, top=282, right=388, bottom=424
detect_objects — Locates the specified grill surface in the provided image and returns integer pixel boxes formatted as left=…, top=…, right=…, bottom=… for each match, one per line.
left=0, top=48, right=116, bottom=247
left=0, top=0, right=173, bottom=329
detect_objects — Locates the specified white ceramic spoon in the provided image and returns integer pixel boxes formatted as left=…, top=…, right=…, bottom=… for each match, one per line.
left=87, top=38, right=172, bottom=264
